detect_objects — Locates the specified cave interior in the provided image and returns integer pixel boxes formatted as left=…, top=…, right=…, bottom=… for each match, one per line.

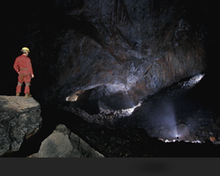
left=1, top=0, right=220, bottom=157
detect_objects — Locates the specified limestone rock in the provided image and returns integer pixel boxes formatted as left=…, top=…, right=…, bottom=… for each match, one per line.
left=0, top=96, right=42, bottom=156
left=30, top=124, right=104, bottom=158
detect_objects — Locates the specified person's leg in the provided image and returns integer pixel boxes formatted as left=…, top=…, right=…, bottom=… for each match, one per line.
left=24, top=74, right=32, bottom=98
left=16, top=82, right=23, bottom=95
left=24, top=82, right=30, bottom=94
left=16, top=74, right=24, bottom=95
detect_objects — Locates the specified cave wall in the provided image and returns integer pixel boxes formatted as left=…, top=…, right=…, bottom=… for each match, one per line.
left=2, top=0, right=214, bottom=107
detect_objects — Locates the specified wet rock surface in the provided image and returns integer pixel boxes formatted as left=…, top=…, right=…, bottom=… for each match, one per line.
left=30, top=124, right=104, bottom=158
left=0, top=96, right=42, bottom=156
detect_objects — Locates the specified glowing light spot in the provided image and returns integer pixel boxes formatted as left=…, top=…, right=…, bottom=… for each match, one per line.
left=181, top=74, right=205, bottom=89
left=120, top=101, right=142, bottom=117
left=194, top=74, right=204, bottom=83
left=65, top=95, right=78, bottom=102
left=191, top=140, right=202, bottom=144
left=165, top=139, right=170, bottom=143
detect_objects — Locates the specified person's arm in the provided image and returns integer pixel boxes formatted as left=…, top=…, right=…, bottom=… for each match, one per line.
left=28, top=57, right=34, bottom=78
left=13, top=57, right=20, bottom=74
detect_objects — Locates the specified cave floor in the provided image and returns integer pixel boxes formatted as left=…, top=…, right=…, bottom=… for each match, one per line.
left=115, top=76, right=220, bottom=146
left=10, top=98, right=220, bottom=157
left=9, top=106, right=220, bottom=157
left=71, top=76, right=220, bottom=157
left=7, top=75, right=220, bottom=157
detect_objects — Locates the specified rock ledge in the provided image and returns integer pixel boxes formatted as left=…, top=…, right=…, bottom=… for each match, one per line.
left=0, top=95, right=42, bottom=156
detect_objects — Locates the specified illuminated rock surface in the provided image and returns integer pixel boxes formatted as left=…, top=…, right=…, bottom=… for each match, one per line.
left=2, top=0, right=220, bottom=157
left=0, top=96, right=42, bottom=156
left=115, top=75, right=220, bottom=144
left=30, top=124, right=104, bottom=158
left=4, top=0, right=207, bottom=107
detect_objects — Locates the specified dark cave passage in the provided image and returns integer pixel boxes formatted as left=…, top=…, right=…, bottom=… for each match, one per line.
left=1, top=0, right=220, bottom=157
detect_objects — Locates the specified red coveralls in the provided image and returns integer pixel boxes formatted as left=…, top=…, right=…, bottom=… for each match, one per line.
left=13, top=54, right=34, bottom=94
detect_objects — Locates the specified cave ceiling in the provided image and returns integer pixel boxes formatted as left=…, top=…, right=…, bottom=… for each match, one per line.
left=4, top=0, right=216, bottom=115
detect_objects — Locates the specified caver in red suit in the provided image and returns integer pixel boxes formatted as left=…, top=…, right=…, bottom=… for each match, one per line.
left=13, top=52, right=34, bottom=96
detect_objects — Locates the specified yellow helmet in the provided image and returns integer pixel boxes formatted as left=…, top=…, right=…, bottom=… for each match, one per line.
left=21, top=47, right=30, bottom=53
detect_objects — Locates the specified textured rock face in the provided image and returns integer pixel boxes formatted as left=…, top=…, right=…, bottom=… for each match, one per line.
left=0, top=96, right=42, bottom=156
left=1, top=1, right=219, bottom=157
left=30, top=124, right=104, bottom=158
left=4, top=0, right=212, bottom=124
left=13, top=1, right=205, bottom=95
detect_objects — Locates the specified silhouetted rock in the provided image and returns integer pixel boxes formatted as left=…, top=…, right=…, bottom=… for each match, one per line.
left=30, top=124, right=104, bottom=158
left=0, top=96, right=42, bottom=156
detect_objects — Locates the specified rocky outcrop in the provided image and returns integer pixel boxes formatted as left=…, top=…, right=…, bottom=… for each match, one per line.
left=30, top=124, right=104, bottom=158
left=0, top=96, right=42, bottom=156
left=50, top=0, right=206, bottom=105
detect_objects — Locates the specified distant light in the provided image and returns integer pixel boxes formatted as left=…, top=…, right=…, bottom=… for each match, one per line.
left=165, top=139, right=170, bottom=143
left=65, top=94, right=78, bottom=102
left=120, top=101, right=142, bottom=117
left=162, top=138, right=203, bottom=143
left=191, top=140, right=202, bottom=144
left=195, top=74, right=204, bottom=82
left=181, top=74, right=205, bottom=89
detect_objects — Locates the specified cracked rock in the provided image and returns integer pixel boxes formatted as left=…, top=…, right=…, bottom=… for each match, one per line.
left=0, top=96, right=42, bottom=156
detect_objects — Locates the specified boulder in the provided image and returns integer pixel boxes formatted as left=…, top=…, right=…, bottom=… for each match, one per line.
left=30, top=124, right=104, bottom=158
left=0, top=96, right=42, bottom=156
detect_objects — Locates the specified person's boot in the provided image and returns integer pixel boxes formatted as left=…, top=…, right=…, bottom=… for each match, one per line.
left=24, top=94, right=32, bottom=99
left=16, top=93, right=20, bottom=96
